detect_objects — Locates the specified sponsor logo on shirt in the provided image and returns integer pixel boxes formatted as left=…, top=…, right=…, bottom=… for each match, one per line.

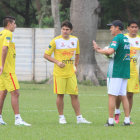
left=62, top=51, right=74, bottom=56
left=61, top=42, right=65, bottom=47
left=124, top=44, right=130, bottom=49
left=111, top=43, right=117, bottom=46
left=123, top=53, right=130, bottom=61
left=71, top=42, right=74, bottom=46
left=123, top=39, right=129, bottom=43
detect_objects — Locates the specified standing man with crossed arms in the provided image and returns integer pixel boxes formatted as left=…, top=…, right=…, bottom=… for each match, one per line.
left=0, top=16, right=31, bottom=126
left=115, top=20, right=140, bottom=124
left=44, top=20, right=91, bottom=124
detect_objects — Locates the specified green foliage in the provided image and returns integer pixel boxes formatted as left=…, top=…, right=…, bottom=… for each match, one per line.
left=98, top=0, right=140, bottom=29
left=41, top=16, right=54, bottom=28
left=59, top=4, right=70, bottom=22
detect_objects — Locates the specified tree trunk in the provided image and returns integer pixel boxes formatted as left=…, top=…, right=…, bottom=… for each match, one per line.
left=70, top=0, right=105, bottom=85
left=51, top=0, right=61, bottom=36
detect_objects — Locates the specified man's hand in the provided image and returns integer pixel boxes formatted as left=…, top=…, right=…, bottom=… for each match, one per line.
left=56, top=61, right=65, bottom=68
left=92, top=40, right=101, bottom=52
left=0, top=67, right=3, bottom=75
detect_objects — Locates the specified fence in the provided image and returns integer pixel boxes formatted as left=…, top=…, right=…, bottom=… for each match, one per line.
left=0, top=28, right=112, bottom=81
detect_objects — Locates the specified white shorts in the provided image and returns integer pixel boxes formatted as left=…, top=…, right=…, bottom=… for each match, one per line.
left=107, top=78, right=128, bottom=96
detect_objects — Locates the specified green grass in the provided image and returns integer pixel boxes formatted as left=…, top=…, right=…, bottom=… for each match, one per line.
left=0, top=83, right=140, bottom=140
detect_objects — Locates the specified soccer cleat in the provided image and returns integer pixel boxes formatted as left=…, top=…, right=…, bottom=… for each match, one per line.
left=59, top=118, right=67, bottom=124
left=122, top=122, right=130, bottom=126
left=114, top=114, right=120, bottom=124
left=130, top=121, right=134, bottom=125
left=15, top=119, right=31, bottom=126
left=104, top=121, right=114, bottom=127
left=77, top=118, right=92, bottom=124
left=0, top=119, right=7, bottom=125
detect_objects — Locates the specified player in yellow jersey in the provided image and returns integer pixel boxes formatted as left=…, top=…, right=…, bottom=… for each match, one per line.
left=0, top=16, right=31, bottom=126
left=115, top=20, right=140, bottom=124
left=44, top=21, right=91, bottom=124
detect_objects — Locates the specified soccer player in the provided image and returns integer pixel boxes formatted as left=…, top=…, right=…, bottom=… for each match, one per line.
left=93, top=20, right=130, bottom=126
left=44, top=20, right=91, bottom=124
left=0, top=16, right=31, bottom=126
left=115, top=20, right=140, bottom=124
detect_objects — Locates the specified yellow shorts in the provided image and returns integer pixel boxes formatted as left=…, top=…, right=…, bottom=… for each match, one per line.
left=53, top=74, right=78, bottom=95
left=0, top=73, right=20, bottom=92
left=127, top=75, right=140, bottom=93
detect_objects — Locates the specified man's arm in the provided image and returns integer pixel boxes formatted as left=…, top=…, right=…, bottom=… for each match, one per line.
left=44, top=53, right=65, bottom=68
left=0, top=46, right=8, bottom=75
left=93, top=40, right=115, bottom=55
left=75, top=54, right=79, bottom=67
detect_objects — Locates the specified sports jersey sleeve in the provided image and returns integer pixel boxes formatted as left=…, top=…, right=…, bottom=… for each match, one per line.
left=76, top=39, right=80, bottom=54
left=45, top=39, right=56, bottom=56
left=109, top=36, right=119, bottom=51
left=3, top=32, right=12, bottom=48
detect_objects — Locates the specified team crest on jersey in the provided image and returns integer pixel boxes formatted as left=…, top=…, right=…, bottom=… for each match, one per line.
left=136, top=41, right=139, bottom=45
left=61, top=42, right=65, bottom=47
left=71, top=42, right=74, bottom=46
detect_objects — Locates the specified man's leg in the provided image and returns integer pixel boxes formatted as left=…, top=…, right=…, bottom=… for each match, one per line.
left=0, top=90, right=7, bottom=114
left=114, top=96, right=121, bottom=123
left=120, top=95, right=130, bottom=125
left=70, top=95, right=80, bottom=116
left=108, top=94, right=116, bottom=118
left=127, top=92, right=133, bottom=113
left=104, top=94, right=116, bottom=126
left=11, top=90, right=19, bottom=114
left=56, top=94, right=64, bottom=115
left=56, top=94, right=67, bottom=124
left=0, top=90, right=7, bottom=124
left=70, top=94, right=91, bottom=124
left=11, top=89, right=31, bottom=126
left=116, top=96, right=121, bottom=110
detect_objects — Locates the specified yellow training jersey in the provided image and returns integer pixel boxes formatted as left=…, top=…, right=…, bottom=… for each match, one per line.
left=125, top=33, right=140, bottom=93
left=45, top=35, right=80, bottom=78
left=0, top=29, right=16, bottom=73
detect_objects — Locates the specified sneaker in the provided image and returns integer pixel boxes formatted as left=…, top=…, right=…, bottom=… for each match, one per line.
left=104, top=121, right=114, bottom=127
left=77, top=118, right=92, bottom=124
left=0, top=119, right=7, bottom=125
left=122, top=122, right=130, bottom=126
left=15, top=119, right=31, bottom=126
left=59, top=117, right=67, bottom=124
left=114, top=114, right=120, bottom=124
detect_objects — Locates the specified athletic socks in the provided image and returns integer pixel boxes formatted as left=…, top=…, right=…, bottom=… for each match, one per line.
left=115, top=109, right=121, bottom=115
left=108, top=118, right=114, bottom=124
left=124, top=117, right=130, bottom=123
left=59, top=115, right=65, bottom=119
left=77, top=115, right=83, bottom=120
left=15, top=114, right=22, bottom=120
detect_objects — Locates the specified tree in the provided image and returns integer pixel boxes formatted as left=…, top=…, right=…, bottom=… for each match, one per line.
left=0, top=0, right=37, bottom=27
left=99, top=0, right=140, bottom=29
left=70, top=0, right=105, bottom=85
left=51, top=0, right=61, bottom=36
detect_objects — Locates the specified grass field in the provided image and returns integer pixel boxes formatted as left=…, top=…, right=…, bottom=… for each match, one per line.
left=0, top=83, right=140, bottom=140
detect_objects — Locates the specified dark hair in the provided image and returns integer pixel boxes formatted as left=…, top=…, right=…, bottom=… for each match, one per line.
left=61, top=20, right=73, bottom=30
left=128, top=20, right=139, bottom=27
left=3, top=16, right=15, bottom=27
